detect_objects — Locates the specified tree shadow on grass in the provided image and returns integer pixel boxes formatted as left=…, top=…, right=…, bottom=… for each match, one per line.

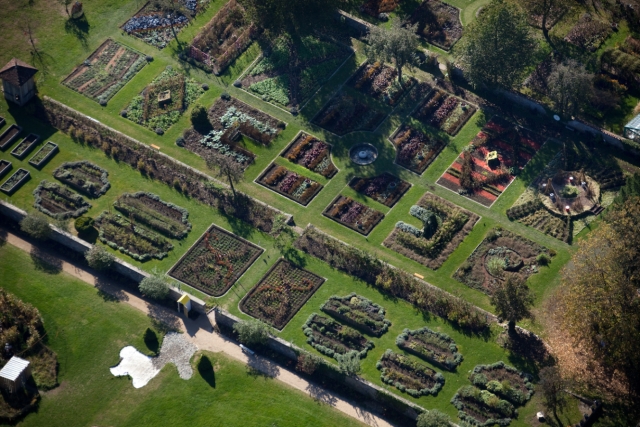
left=64, top=16, right=91, bottom=48
left=246, top=355, right=280, bottom=379
left=198, top=354, right=216, bottom=388
left=144, top=327, right=160, bottom=355
left=0, top=229, right=6, bottom=247
left=30, top=247, right=62, bottom=274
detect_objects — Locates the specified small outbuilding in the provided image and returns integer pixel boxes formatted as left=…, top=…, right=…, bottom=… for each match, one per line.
left=624, top=113, right=640, bottom=140
left=0, top=58, right=38, bottom=107
left=486, top=150, right=499, bottom=168
left=177, top=294, right=191, bottom=316
left=0, top=356, right=32, bottom=393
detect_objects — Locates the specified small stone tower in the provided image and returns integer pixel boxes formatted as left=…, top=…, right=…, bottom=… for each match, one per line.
left=0, top=58, right=38, bottom=107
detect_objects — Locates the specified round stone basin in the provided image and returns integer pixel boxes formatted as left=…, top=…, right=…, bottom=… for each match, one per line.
left=350, top=143, right=378, bottom=165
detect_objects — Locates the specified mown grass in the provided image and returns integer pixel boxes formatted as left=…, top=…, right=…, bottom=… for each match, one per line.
left=0, top=243, right=364, bottom=427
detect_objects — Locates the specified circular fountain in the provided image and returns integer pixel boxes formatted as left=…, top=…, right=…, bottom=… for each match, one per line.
left=349, top=143, right=378, bottom=166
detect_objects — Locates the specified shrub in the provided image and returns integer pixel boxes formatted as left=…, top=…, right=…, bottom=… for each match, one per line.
left=145, top=55, right=154, bottom=62
left=487, top=257, right=506, bottom=276
left=201, top=83, right=209, bottom=90
left=549, top=248, right=557, bottom=257
left=20, top=213, right=51, bottom=240
left=233, top=319, right=270, bottom=347
left=296, top=352, right=323, bottom=375
left=233, top=80, right=242, bottom=87
left=175, top=137, right=185, bottom=147
left=190, top=104, right=211, bottom=132
left=277, top=121, right=286, bottom=129
left=139, top=274, right=170, bottom=300
left=85, top=245, right=115, bottom=271
left=417, top=409, right=451, bottom=427
left=221, top=92, right=231, bottom=100
left=536, top=253, right=551, bottom=266
left=120, top=110, right=128, bottom=118
left=74, top=216, right=94, bottom=233
left=155, top=127, right=164, bottom=135
left=99, top=99, right=107, bottom=106
left=337, top=351, right=361, bottom=376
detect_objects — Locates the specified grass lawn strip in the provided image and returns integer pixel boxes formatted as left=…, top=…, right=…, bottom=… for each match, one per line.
left=113, top=192, right=191, bottom=239
left=33, top=180, right=91, bottom=220
left=384, top=192, right=479, bottom=269
left=469, top=361, right=534, bottom=406
left=281, top=131, right=338, bottom=178
left=377, top=350, right=445, bottom=397
left=52, top=161, right=111, bottom=198
left=168, top=223, right=263, bottom=297
left=62, top=39, right=146, bottom=104
left=321, top=293, right=391, bottom=337
left=240, top=259, right=325, bottom=330
left=323, top=195, right=385, bottom=236
left=348, top=172, right=411, bottom=208
left=390, top=123, right=447, bottom=175
left=396, top=327, right=462, bottom=371
left=256, top=163, right=323, bottom=206
left=454, top=227, right=551, bottom=295
left=303, top=313, right=374, bottom=361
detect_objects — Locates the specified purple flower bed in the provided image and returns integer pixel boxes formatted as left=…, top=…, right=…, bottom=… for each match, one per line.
left=430, top=97, right=459, bottom=126
left=279, top=173, right=300, bottom=193
left=301, top=144, right=325, bottom=167
left=340, top=202, right=364, bottom=224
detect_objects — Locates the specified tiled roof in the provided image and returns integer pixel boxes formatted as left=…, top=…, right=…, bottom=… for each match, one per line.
left=0, top=58, right=38, bottom=87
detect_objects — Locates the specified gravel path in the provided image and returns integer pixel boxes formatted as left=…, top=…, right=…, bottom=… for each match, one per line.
left=153, top=332, right=198, bottom=380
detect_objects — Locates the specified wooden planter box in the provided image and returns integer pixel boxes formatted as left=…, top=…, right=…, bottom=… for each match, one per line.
left=11, top=133, right=40, bottom=160
left=29, top=142, right=59, bottom=168
left=0, top=168, right=30, bottom=195
left=0, top=124, right=22, bottom=151
left=0, top=160, right=12, bottom=180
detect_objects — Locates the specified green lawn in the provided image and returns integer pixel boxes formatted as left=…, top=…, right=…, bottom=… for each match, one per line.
left=0, top=243, right=364, bottom=427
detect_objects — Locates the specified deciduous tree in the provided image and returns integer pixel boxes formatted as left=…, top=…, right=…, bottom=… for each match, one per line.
left=417, top=409, right=451, bottom=427
left=206, top=151, right=245, bottom=197
left=518, top=0, right=574, bottom=48
left=20, top=213, right=51, bottom=240
left=233, top=319, right=270, bottom=347
left=490, top=274, right=534, bottom=334
left=539, top=366, right=568, bottom=419
left=547, top=59, right=593, bottom=116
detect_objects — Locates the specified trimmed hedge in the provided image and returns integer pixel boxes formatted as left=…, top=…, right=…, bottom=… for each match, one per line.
left=395, top=327, right=463, bottom=371
left=377, top=349, right=445, bottom=397
left=469, top=361, right=534, bottom=406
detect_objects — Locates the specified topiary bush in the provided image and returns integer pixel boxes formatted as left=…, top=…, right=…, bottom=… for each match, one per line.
left=139, top=274, right=170, bottom=301
left=233, top=319, right=270, bottom=347
left=190, top=104, right=212, bottom=133
left=74, top=216, right=94, bottom=234
left=85, top=245, right=115, bottom=271
left=20, top=213, right=51, bottom=240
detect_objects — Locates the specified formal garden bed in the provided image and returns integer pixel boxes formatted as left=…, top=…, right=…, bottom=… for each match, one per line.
left=348, top=173, right=410, bottom=208
left=188, top=0, right=258, bottom=75
left=240, top=259, right=325, bottom=330
left=411, top=89, right=476, bottom=136
left=360, top=0, right=399, bottom=17
left=113, top=192, right=191, bottom=239
left=168, top=223, right=263, bottom=296
left=122, top=0, right=202, bottom=49
left=0, top=160, right=12, bottom=180
left=303, top=313, right=374, bottom=360
left=451, top=385, right=516, bottom=427
left=437, top=117, right=545, bottom=207
left=0, top=168, right=30, bottom=195
left=564, top=12, right=612, bottom=51
left=408, top=0, right=463, bottom=50
left=95, top=211, right=173, bottom=261
left=312, top=92, right=387, bottom=136
left=257, top=163, right=323, bottom=206
left=11, top=133, right=40, bottom=160
left=63, top=39, right=146, bottom=104
left=322, top=195, right=385, bottom=235
left=281, top=132, right=338, bottom=178
left=384, top=192, right=479, bottom=269
left=454, top=228, right=551, bottom=295
left=124, top=67, right=204, bottom=131
left=507, top=199, right=571, bottom=242
left=53, top=161, right=110, bottom=198
left=28, top=142, right=58, bottom=168
left=390, top=123, right=446, bottom=175
left=33, top=181, right=91, bottom=220
left=347, top=61, right=415, bottom=107
left=377, top=350, right=445, bottom=397
left=240, top=34, right=352, bottom=109
left=0, top=124, right=22, bottom=151
left=321, top=293, right=391, bottom=337
left=469, top=361, right=534, bottom=406
left=395, top=327, right=462, bottom=371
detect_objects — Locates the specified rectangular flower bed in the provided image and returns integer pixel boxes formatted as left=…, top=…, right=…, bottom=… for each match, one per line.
left=454, top=228, right=550, bottom=295
left=95, top=211, right=173, bottom=262
left=168, top=223, right=263, bottom=296
left=0, top=124, right=22, bottom=151
left=408, top=0, right=463, bottom=51
left=347, top=61, right=416, bottom=106
left=312, top=92, right=387, bottom=136
left=360, top=0, right=399, bottom=17
left=113, top=192, right=191, bottom=239
left=281, top=132, right=338, bottom=178
left=383, top=192, right=479, bottom=269
left=241, top=34, right=352, bottom=109
left=395, top=327, right=463, bottom=371
left=0, top=160, right=12, bottom=180
left=28, top=141, right=59, bottom=168
left=303, top=313, right=374, bottom=361
left=33, top=180, right=91, bottom=220
left=122, top=0, right=203, bottom=50
left=564, top=13, right=612, bottom=51
left=411, top=89, right=476, bottom=136
left=437, top=117, right=545, bottom=207
left=11, top=133, right=40, bottom=160
left=240, top=259, right=325, bottom=330
left=469, top=361, right=534, bottom=406
left=377, top=350, right=445, bottom=397
left=322, top=195, right=385, bottom=236
left=63, top=39, right=146, bottom=104
left=321, top=293, right=391, bottom=337
left=188, top=0, right=259, bottom=75
left=257, top=163, right=323, bottom=206
left=0, top=168, right=29, bottom=195
left=125, top=67, right=204, bottom=132
left=53, top=161, right=110, bottom=198
left=451, top=385, right=515, bottom=427
left=390, top=124, right=446, bottom=175
left=348, top=173, right=411, bottom=208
